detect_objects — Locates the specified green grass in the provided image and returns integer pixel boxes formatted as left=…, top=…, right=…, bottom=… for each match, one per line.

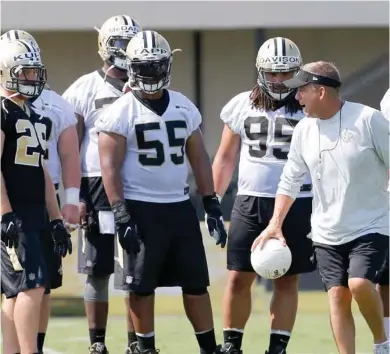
left=44, top=223, right=373, bottom=353
left=44, top=312, right=372, bottom=354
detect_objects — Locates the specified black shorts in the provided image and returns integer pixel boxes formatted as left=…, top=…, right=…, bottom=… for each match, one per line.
left=78, top=177, right=114, bottom=276
left=314, top=233, right=389, bottom=291
left=1, top=205, right=47, bottom=298
left=114, top=199, right=210, bottom=293
left=227, top=195, right=316, bottom=275
left=376, top=249, right=389, bottom=286
left=41, top=184, right=63, bottom=294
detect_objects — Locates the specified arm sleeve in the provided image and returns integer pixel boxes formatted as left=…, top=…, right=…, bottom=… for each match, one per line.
left=277, top=124, right=309, bottom=199
left=95, top=100, right=130, bottom=138
left=367, top=110, right=389, bottom=169
left=62, top=79, right=85, bottom=116
left=220, top=92, right=249, bottom=134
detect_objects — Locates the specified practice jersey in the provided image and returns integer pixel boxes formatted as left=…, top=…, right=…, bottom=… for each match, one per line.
left=62, top=69, right=125, bottom=177
left=96, top=90, right=201, bottom=203
left=1, top=97, right=52, bottom=208
left=278, top=101, right=389, bottom=245
left=221, top=91, right=312, bottom=198
left=32, top=89, right=77, bottom=184
left=380, top=88, right=390, bottom=120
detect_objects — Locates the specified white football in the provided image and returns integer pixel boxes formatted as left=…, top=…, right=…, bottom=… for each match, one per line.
left=250, top=239, right=292, bottom=279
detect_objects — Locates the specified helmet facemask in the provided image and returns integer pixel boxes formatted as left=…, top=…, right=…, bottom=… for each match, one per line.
left=105, top=35, right=133, bottom=70
left=128, top=56, right=172, bottom=94
left=4, top=64, right=47, bottom=98
left=257, top=67, right=299, bottom=102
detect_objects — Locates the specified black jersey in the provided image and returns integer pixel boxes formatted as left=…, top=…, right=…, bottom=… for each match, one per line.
left=1, top=97, right=52, bottom=208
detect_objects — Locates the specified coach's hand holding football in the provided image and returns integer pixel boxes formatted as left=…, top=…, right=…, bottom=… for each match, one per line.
left=1, top=212, right=23, bottom=248
left=204, top=194, right=227, bottom=248
left=112, top=200, right=140, bottom=254
left=251, top=220, right=286, bottom=252
left=50, top=219, right=73, bottom=257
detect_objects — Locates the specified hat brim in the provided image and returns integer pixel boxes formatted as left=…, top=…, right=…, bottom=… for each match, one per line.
left=283, top=77, right=308, bottom=89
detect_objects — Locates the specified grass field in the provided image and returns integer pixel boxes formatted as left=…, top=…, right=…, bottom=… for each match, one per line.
left=42, top=223, right=373, bottom=353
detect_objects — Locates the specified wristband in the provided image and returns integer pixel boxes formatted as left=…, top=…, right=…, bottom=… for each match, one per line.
left=64, top=188, right=80, bottom=206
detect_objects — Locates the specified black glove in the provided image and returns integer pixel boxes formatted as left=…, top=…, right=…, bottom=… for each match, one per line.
left=1, top=212, right=23, bottom=248
left=112, top=201, right=140, bottom=254
left=204, top=194, right=227, bottom=248
left=50, top=219, right=72, bottom=257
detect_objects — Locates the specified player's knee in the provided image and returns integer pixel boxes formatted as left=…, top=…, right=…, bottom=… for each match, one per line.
left=273, top=274, right=299, bottom=293
left=84, top=275, right=110, bottom=302
left=227, top=271, right=255, bottom=294
left=182, top=287, right=208, bottom=296
left=129, top=289, right=155, bottom=297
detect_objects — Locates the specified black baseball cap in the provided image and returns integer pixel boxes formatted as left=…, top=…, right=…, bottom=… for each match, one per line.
left=284, top=69, right=341, bottom=89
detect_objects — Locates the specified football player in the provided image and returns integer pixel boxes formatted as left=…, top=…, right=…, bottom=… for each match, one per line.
left=62, top=15, right=142, bottom=354
left=379, top=88, right=389, bottom=340
left=96, top=30, right=227, bottom=354
left=1, top=29, right=81, bottom=354
left=211, top=37, right=316, bottom=354
left=0, top=39, right=71, bottom=354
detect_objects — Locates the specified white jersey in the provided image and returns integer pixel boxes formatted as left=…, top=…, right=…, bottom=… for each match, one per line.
left=95, top=90, right=201, bottom=203
left=32, top=89, right=77, bottom=184
left=221, top=91, right=312, bottom=198
left=380, top=88, right=390, bottom=120
left=278, top=101, right=389, bottom=245
left=62, top=70, right=125, bottom=177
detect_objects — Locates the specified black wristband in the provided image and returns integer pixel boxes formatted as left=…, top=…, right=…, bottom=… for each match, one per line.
left=111, top=200, right=130, bottom=224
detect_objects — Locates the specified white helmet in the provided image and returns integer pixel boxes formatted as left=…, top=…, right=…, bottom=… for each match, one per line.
left=256, top=37, right=302, bottom=101
left=0, top=39, right=46, bottom=97
left=96, top=15, right=142, bottom=70
left=1, top=30, right=38, bottom=47
left=126, top=30, right=180, bottom=94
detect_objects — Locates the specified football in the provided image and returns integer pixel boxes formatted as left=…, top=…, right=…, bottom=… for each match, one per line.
left=250, top=239, right=292, bottom=279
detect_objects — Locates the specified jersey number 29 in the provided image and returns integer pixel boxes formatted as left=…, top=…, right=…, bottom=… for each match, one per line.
left=15, top=119, right=47, bottom=167
left=135, top=120, right=187, bottom=166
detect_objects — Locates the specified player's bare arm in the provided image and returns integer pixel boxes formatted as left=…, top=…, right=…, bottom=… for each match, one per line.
left=98, top=131, right=127, bottom=204
left=212, top=124, right=240, bottom=197
left=44, top=163, right=62, bottom=221
left=187, top=128, right=228, bottom=247
left=75, top=113, right=85, bottom=148
left=58, top=124, right=81, bottom=228
left=0, top=130, right=12, bottom=214
left=186, top=128, right=214, bottom=196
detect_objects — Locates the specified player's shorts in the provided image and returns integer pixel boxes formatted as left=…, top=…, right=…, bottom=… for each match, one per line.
left=114, top=199, right=210, bottom=293
left=1, top=204, right=47, bottom=298
left=227, top=195, right=316, bottom=275
left=314, top=233, right=389, bottom=291
left=376, top=248, right=389, bottom=286
left=77, top=177, right=114, bottom=277
left=41, top=184, right=62, bottom=294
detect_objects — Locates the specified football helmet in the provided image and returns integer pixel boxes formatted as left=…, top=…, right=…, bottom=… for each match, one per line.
left=0, top=39, right=46, bottom=97
left=96, top=15, right=142, bottom=70
left=1, top=30, right=38, bottom=47
left=126, top=30, right=181, bottom=94
left=256, top=37, right=302, bottom=101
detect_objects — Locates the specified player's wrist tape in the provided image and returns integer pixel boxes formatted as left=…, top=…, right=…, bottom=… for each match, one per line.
left=111, top=200, right=131, bottom=224
left=64, top=188, right=80, bottom=206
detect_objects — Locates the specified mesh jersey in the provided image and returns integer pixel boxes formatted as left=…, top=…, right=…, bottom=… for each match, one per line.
left=32, top=89, right=77, bottom=184
left=96, top=90, right=202, bottom=203
left=221, top=91, right=312, bottom=198
left=1, top=97, right=52, bottom=207
left=62, top=70, right=126, bottom=177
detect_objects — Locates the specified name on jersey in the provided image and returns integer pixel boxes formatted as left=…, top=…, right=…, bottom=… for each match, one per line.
left=134, top=48, right=168, bottom=55
left=13, top=52, right=41, bottom=61
left=109, top=26, right=139, bottom=34
left=258, top=56, right=300, bottom=64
